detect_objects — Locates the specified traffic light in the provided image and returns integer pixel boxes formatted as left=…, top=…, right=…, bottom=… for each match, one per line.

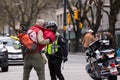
left=79, top=23, right=83, bottom=29
left=63, top=26, right=66, bottom=31
left=74, top=10, right=79, bottom=20
left=67, top=13, right=71, bottom=25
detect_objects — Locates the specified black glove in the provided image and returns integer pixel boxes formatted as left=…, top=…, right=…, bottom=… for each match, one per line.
left=63, top=58, right=68, bottom=63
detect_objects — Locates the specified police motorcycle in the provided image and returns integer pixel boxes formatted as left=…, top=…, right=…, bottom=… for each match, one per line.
left=85, top=39, right=120, bottom=80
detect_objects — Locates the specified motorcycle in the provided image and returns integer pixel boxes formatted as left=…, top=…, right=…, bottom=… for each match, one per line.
left=85, top=39, right=120, bottom=80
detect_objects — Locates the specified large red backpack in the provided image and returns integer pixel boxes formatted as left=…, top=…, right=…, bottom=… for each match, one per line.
left=17, top=26, right=56, bottom=54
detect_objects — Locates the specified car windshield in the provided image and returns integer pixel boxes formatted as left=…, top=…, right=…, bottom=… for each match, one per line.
left=0, top=37, right=21, bottom=48
left=1, top=39, right=15, bottom=46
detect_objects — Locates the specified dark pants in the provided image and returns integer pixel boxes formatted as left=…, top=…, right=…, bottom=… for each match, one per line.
left=48, top=61, right=65, bottom=80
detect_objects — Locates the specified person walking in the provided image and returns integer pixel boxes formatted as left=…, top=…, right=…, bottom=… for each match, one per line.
left=45, top=21, right=68, bottom=80
left=23, top=19, right=57, bottom=80
left=82, top=29, right=96, bottom=50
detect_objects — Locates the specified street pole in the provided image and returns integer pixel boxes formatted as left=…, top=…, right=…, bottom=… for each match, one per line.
left=63, top=0, right=66, bottom=40
left=68, top=26, right=71, bottom=52
left=78, top=0, right=81, bottom=39
left=9, top=26, right=11, bottom=35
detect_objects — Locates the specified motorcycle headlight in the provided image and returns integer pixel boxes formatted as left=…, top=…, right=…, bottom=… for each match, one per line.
left=95, top=50, right=103, bottom=59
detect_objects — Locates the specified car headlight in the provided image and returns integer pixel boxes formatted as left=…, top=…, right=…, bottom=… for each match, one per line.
left=1, top=48, right=7, bottom=52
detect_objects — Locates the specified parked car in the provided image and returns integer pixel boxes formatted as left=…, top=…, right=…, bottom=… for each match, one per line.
left=0, top=37, right=23, bottom=65
left=0, top=41, right=8, bottom=72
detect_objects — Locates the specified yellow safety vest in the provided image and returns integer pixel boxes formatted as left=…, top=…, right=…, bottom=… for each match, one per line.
left=46, top=37, right=60, bottom=55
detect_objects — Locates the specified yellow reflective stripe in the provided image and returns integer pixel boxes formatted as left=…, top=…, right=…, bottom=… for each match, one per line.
left=47, top=44, right=52, bottom=55
left=55, top=40, right=58, bottom=52
left=47, top=39, right=58, bottom=55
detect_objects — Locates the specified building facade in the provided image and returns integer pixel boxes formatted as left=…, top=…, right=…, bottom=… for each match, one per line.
left=56, top=0, right=120, bottom=32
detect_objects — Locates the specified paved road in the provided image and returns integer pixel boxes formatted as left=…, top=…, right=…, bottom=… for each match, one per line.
left=0, top=54, right=120, bottom=80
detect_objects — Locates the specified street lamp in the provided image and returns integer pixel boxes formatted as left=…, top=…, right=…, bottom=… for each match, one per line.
left=63, top=0, right=67, bottom=40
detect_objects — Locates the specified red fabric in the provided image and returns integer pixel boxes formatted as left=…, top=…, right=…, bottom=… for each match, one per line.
left=28, top=25, right=56, bottom=53
left=44, top=29, right=56, bottom=43
left=28, top=25, right=45, bottom=35
left=28, top=25, right=45, bottom=52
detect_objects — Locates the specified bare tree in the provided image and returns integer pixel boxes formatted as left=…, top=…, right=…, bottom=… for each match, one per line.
left=102, top=0, right=120, bottom=48
left=2, top=0, right=47, bottom=34
left=0, top=0, right=7, bottom=28
left=66, top=0, right=120, bottom=51
left=66, top=0, right=104, bottom=52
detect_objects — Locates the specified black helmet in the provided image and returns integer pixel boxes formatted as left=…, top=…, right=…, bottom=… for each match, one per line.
left=45, top=21, right=58, bottom=33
